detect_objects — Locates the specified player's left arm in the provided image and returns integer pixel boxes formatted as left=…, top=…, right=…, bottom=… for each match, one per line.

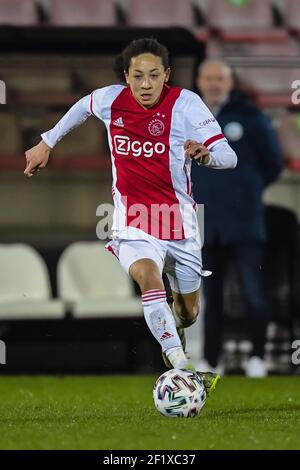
left=184, top=139, right=237, bottom=169
left=184, top=94, right=237, bottom=169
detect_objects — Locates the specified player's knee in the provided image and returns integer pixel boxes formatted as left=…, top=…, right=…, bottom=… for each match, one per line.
left=140, top=273, right=162, bottom=292
left=129, top=259, right=163, bottom=293
left=174, top=300, right=200, bottom=326
left=185, top=303, right=200, bottom=325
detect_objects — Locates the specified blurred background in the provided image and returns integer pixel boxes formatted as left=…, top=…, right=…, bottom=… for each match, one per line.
left=0, top=0, right=299, bottom=375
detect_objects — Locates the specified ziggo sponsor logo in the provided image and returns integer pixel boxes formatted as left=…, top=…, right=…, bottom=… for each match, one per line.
left=113, top=135, right=166, bottom=158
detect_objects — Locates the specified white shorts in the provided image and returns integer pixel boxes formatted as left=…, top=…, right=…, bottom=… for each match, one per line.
left=106, top=228, right=211, bottom=294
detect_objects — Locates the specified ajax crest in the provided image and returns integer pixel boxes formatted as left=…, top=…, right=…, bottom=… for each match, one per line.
left=148, top=118, right=165, bottom=137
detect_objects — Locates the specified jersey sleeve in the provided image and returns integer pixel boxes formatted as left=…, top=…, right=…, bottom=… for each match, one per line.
left=88, top=86, right=111, bottom=120
left=184, top=94, right=227, bottom=150
left=206, top=140, right=237, bottom=169
left=41, top=86, right=109, bottom=148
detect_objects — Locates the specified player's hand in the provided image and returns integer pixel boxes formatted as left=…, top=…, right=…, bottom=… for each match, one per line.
left=184, top=139, right=211, bottom=165
left=24, top=140, right=51, bottom=177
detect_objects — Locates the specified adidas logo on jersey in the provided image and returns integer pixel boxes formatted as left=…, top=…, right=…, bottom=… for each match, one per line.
left=113, top=117, right=124, bottom=127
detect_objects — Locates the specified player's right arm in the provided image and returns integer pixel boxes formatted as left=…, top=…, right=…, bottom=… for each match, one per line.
left=24, top=94, right=93, bottom=177
left=24, top=139, right=52, bottom=177
left=24, top=89, right=106, bottom=177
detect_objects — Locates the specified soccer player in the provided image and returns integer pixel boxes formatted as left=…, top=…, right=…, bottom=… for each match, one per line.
left=24, top=38, right=237, bottom=395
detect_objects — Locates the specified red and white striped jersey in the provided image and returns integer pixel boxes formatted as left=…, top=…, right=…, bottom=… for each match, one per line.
left=42, top=84, right=237, bottom=241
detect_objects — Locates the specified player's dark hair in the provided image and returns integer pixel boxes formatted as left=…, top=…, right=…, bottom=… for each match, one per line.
left=114, top=38, right=170, bottom=82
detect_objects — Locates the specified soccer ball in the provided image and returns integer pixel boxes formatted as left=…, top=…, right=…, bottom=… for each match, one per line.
left=153, top=369, right=206, bottom=418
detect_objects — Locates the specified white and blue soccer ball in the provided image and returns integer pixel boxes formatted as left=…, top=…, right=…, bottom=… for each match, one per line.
left=153, top=369, right=207, bottom=418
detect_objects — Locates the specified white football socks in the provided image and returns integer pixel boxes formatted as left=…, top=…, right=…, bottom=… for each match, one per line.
left=141, top=289, right=191, bottom=369
left=142, top=289, right=182, bottom=352
left=166, top=347, right=194, bottom=370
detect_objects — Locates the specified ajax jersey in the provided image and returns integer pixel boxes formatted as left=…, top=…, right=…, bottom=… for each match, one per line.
left=42, top=84, right=234, bottom=241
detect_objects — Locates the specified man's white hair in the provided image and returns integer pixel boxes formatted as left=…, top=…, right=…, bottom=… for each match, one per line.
left=198, top=59, right=233, bottom=78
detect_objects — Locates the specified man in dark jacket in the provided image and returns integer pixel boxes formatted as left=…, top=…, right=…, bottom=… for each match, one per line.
left=192, top=59, right=283, bottom=377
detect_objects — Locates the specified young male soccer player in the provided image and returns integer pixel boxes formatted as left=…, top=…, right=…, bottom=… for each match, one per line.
left=24, top=38, right=237, bottom=396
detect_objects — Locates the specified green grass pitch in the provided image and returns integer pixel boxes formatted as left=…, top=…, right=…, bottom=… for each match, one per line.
left=0, top=375, right=299, bottom=450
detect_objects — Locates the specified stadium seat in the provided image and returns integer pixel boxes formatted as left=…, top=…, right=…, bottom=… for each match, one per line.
left=286, top=0, right=300, bottom=36
left=0, top=0, right=38, bottom=26
left=273, top=0, right=285, bottom=16
left=216, top=38, right=300, bottom=62
left=0, top=244, right=64, bottom=319
left=278, top=113, right=300, bottom=171
left=2, top=69, right=72, bottom=94
left=0, top=113, right=23, bottom=155
left=49, top=0, right=116, bottom=26
left=57, top=242, right=142, bottom=318
left=38, top=112, right=110, bottom=171
left=243, top=38, right=300, bottom=57
left=40, top=112, right=107, bottom=157
left=74, top=66, right=116, bottom=91
left=0, top=112, right=25, bottom=171
left=206, top=0, right=286, bottom=42
left=235, top=66, right=300, bottom=107
left=127, top=0, right=194, bottom=27
left=0, top=113, right=25, bottom=171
